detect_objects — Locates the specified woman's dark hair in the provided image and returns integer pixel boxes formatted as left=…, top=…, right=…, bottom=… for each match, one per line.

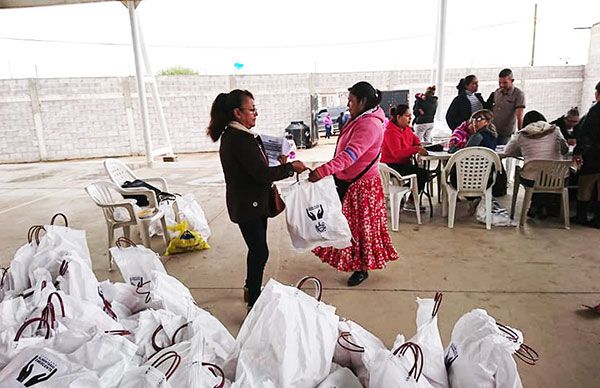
left=207, top=89, right=254, bottom=142
left=390, top=104, right=410, bottom=124
left=456, top=75, right=477, bottom=93
left=348, top=81, right=382, bottom=113
left=523, top=110, right=547, bottom=127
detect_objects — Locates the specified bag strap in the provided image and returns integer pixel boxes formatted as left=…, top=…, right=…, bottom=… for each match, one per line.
left=202, top=362, right=225, bottom=388
left=337, top=332, right=365, bottom=353
left=50, top=213, right=68, bottom=227
left=295, top=276, right=322, bottom=301
left=336, top=151, right=381, bottom=184
left=150, top=351, right=181, bottom=380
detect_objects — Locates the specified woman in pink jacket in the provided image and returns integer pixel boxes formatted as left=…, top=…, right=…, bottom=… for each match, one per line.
left=309, top=81, right=398, bottom=286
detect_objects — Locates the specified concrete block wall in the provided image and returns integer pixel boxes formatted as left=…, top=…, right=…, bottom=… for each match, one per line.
left=0, top=79, right=39, bottom=162
left=0, top=64, right=594, bottom=163
left=581, top=22, right=600, bottom=114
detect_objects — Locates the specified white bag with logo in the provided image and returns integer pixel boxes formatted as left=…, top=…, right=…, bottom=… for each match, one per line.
left=110, top=243, right=167, bottom=287
left=176, top=194, right=211, bottom=241
left=445, top=309, right=532, bottom=388
left=0, top=346, right=101, bottom=387
left=229, top=277, right=339, bottom=387
left=282, top=176, right=352, bottom=250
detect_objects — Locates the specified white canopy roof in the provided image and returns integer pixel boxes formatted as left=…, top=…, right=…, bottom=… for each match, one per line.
left=0, top=0, right=140, bottom=9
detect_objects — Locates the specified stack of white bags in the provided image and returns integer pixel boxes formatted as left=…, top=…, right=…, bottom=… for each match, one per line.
left=0, top=215, right=538, bottom=387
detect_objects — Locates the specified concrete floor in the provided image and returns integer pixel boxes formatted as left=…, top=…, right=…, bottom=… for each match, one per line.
left=1, top=138, right=599, bottom=387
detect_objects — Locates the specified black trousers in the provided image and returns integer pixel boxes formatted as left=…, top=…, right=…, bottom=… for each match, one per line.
left=387, top=163, right=428, bottom=193
left=238, top=217, right=269, bottom=306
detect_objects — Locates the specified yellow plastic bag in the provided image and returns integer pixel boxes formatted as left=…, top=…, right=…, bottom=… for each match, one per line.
left=165, top=221, right=209, bottom=255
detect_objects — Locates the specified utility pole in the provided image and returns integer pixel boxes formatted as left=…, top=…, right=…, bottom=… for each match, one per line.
left=530, top=3, right=538, bottom=67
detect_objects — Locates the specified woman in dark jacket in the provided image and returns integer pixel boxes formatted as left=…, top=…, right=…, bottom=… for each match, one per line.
left=208, top=89, right=307, bottom=309
left=445, top=75, right=487, bottom=130
left=412, top=85, right=438, bottom=142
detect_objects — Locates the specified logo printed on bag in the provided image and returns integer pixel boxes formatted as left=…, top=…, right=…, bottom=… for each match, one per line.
left=445, top=343, right=459, bottom=368
left=129, top=275, right=143, bottom=287
left=16, top=355, right=58, bottom=386
left=305, top=204, right=327, bottom=233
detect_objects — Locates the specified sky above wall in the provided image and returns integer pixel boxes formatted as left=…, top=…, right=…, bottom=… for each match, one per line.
left=0, top=0, right=598, bottom=78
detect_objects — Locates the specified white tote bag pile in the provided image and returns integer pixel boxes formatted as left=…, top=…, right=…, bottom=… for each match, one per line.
left=282, top=175, right=352, bottom=250
left=445, top=309, right=538, bottom=388
left=227, top=277, right=339, bottom=387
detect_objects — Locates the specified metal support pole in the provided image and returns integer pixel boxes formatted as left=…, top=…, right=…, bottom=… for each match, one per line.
left=530, top=4, right=538, bottom=67
left=431, top=0, right=441, bottom=84
left=127, top=0, right=153, bottom=167
left=137, top=14, right=175, bottom=158
left=435, top=0, right=447, bottom=121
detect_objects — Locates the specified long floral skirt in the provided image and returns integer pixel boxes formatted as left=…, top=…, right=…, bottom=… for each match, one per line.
left=312, top=175, right=399, bottom=272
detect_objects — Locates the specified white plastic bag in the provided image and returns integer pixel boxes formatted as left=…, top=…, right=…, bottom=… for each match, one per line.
left=476, top=199, right=517, bottom=227
left=55, top=251, right=102, bottom=307
left=176, top=194, right=211, bottom=241
left=110, top=244, right=167, bottom=286
left=118, top=365, right=173, bottom=388
left=65, top=331, right=138, bottom=387
left=333, top=320, right=386, bottom=387
left=230, top=277, right=339, bottom=387
left=143, top=339, right=224, bottom=388
left=0, top=347, right=101, bottom=387
left=282, top=176, right=352, bottom=250
left=408, top=294, right=449, bottom=388
left=316, top=367, right=362, bottom=388
left=369, top=342, right=434, bottom=388
left=445, top=309, right=525, bottom=388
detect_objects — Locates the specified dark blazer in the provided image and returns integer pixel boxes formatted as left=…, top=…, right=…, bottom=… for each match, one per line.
left=220, top=126, right=294, bottom=223
left=445, top=92, right=486, bottom=130
left=575, top=103, right=600, bottom=175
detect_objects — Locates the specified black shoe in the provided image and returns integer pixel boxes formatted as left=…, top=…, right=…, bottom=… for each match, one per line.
left=347, top=271, right=368, bottom=287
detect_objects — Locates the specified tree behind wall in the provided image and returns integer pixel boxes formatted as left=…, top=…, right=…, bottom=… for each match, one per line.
left=158, top=66, right=199, bottom=76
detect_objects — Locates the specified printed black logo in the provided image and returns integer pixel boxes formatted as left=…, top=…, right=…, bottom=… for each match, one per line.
left=306, top=205, right=326, bottom=233
left=17, top=355, right=58, bottom=387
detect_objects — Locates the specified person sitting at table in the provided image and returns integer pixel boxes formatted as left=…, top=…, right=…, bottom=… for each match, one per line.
left=381, top=104, right=429, bottom=203
left=448, top=109, right=498, bottom=206
left=550, top=107, right=580, bottom=142
left=504, top=110, right=569, bottom=218
left=464, top=109, right=498, bottom=150
left=448, top=113, right=478, bottom=153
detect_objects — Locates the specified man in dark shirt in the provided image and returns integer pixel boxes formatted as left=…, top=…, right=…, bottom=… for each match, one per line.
left=573, top=81, right=600, bottom=227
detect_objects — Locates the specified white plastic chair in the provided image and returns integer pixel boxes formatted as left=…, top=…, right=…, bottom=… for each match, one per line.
left=509, top=160, right=572, bottom=229
left=441, top=147, right=501, bottom=229
left=378, top=163, right=421, bottom=231
left=104, top=158, right=179, bottom=221
left=85, top=181, right=168, bottom=270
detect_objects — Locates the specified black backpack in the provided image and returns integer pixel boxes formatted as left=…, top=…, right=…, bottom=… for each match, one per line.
left=121, top=179, right=176, bottom=206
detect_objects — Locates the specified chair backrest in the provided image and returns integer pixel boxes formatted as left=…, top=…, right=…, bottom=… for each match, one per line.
left=378, top=163, right=404, bottom=195
left=104, top=158, right=137, bottom=187
left=445, top=147, right=502, bottom=193
left=521, top=160, right=572, bottom=191
left=85, top=181, right=128, bottom=223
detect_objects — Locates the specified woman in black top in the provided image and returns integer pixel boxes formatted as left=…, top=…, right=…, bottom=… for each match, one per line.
left=208, top=89, right=307, bottom=309
left=445, top=75, right=487, bottom=130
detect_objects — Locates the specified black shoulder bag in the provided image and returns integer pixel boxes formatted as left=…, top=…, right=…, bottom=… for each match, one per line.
left=333, top=152, right=381, bottom=201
